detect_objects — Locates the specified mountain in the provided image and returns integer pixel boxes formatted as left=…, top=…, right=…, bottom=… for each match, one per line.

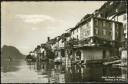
left=1, top=45, right=25, bottom=72
left=1, top=45, right=25, bottom=60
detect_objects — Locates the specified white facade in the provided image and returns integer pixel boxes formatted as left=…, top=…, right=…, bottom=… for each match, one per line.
left=40, top=47, right=44, bottom=53
left=112, top=22, right=116, bottom=40
left=121, top=50, right=127, bottom=66
left=80, top=18, right=93, bottom=40
left=111, top=13, right=127, bottom=39
left=30, top=52, right=34, bottom=56
left=34, top=51, right=37, bottom=58
left=58, top=39, right=64, bottom=48
left=73, top=48, right=111, bottom=62
left=66, top=36, right=70, bottom=41
left=118, top=13, right=127, bottom=39
left=51, top=43, right=57, bottom=51
left=71, top=27, right=80, bottom=40
left=70, top=18, right=93, bottom=41
left=70, top=17, right=123, bottom=42
left=81, top=49, right=103, bottom=61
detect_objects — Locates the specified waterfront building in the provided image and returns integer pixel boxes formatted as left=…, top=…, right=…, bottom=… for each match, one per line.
left=29, top=1, right=126, bottom=65
left=93, top=1, right=127, bottom=41
left=67, top=15, right=123, bottom=63
left=40, top=44, right=47, bottom=61
left=94, top=1, right=127, bottom=66
left=36, top=45, right=42, bottom=62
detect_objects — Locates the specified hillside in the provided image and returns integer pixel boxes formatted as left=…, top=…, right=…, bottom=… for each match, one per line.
left=1, top=45, right=26, bottom=72
left=96, top=1, right=126, bottom=18
left=1, top=45, right=25, bottom=60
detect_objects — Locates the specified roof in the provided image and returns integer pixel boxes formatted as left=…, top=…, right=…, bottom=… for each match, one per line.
left=68, top=1, right=126, bottom=33
left=70, top=14, right=93, bottom=32
left=73, top=44, right=113, bottom=49
left=94, top=17, right=123, bottom=24
left=47, top=38, right=57, bottom=44
left=70, top=14, right=123, bottom=32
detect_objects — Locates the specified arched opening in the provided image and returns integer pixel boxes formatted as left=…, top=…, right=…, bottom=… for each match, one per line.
left=61, top=49, right=65, bottom=57
left=76, top=50, right=81, bottom=60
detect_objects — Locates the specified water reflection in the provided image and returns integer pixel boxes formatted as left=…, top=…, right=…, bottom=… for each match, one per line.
left=1, top=59, right=23, bottom=73
left=27, top=60, right=127, bottom=83
left=121, top=67, right=128, bottom=81
left=1, top=59, right=127, bottom=83
left=27, top=60, right=65, bottom=83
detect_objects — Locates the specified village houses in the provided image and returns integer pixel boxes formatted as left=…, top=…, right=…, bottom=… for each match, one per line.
left=27, top=1, right=127, bottom=66
left=66, top=14, right=123, bottom=64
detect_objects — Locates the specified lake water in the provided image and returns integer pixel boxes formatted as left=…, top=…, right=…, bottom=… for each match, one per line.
left=1, top=59, right=128, bottom=83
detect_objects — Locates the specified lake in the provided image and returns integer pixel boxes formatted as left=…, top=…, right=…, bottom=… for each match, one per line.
left=1, top=59, right=128, bottom=83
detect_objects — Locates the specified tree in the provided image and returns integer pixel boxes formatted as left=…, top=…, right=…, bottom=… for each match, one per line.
left=41, top=43, right=55, bottom=59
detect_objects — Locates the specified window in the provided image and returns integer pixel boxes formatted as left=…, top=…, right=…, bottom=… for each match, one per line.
left=73, top=31, right=74, bottom=34
left=124, top=24, right=126, bottom=31
left=94, top=28, right=99, bottom=35
left=77, top=35, right=78, bottom=40
left=103, top=29, right=106, bottom=35
left=61, top=49, right=65, bottom=57
left=103, top=50, right=106, bottom=59
left=96, top=29, right=98, bottom=35
left=95, top=19, right=98, bottom=26
left=103, top=21, right=106, bottom=27
left=77, top=28, right=78, bottom=32
left=116, top=24, right=119, bottom=30
left=76, top=50, right=81, bottom=60
left=108, top=31, right=112, bottom=36
left=87, top=22, right=89, bottom=27
left=116, top=31, right=119, bottom=39
left=108, top=22, right=111, bottom=28
left=107, top=31, right=112, bottom=40
left=85, top=30, right=90, bottom=37
left=123, top=15, right=126, bottom=21
left=99, top=20, right=102, bottom=27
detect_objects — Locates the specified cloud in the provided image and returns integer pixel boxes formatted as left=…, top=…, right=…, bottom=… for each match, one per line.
left=16, top=14, right=55, bottom=24
left=32, top=27, right=38, bottom=30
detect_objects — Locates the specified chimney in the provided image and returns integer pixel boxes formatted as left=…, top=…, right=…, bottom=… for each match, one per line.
left=47, top=37, right=50, bottom=42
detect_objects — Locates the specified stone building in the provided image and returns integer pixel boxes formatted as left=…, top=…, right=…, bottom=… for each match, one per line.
left=30, top=1, right=126, bottom=65
left=93, top=1, right=127, bottom=66
left=67, top=15, right=123, bottom=64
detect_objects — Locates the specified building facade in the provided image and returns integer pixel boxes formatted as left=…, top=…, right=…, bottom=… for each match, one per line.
left=67, top=16, right=123, bottom=63
left=29, top=1, right=127, bottom=66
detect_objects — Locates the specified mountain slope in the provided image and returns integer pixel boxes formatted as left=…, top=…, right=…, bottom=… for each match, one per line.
left=1, top=45, right=25, bottom=60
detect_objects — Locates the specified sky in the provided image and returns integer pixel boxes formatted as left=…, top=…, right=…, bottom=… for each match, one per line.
left=1, top=1, right=106, bottom=55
